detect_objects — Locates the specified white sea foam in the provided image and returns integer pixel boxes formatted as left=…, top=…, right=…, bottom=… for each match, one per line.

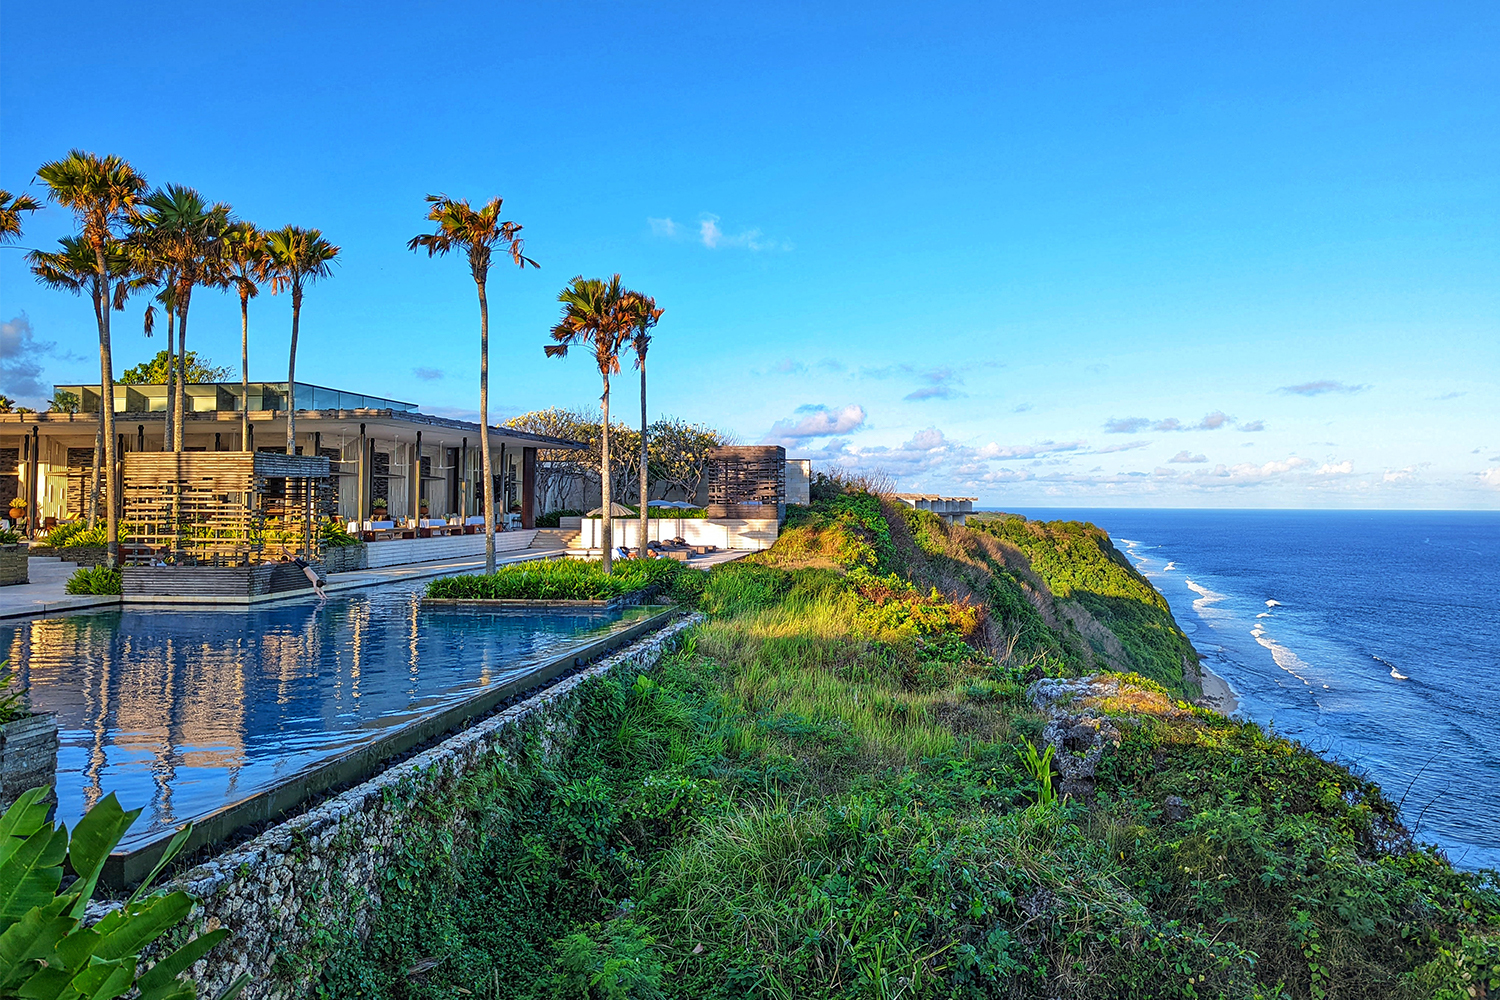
left=1256, top=612, right=1272, bottom=618
left=1265, top=599, right=1283, bottom=607
left=1185, top=579, right=1229, bottom=615
left=1373, top=655, right=1408, bottom=681
left=1163, top=561, right=1177, bottom=571
left=1251, top=626, right=1314, bottom=686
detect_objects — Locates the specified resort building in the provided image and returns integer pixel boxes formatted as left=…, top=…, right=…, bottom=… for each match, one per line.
left=1, top=380, right=580, bottom=535
left=888, top=493, right=976, bottom=525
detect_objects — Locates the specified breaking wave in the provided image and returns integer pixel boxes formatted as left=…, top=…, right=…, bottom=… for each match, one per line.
left=1373, top=654, right=1408, bottom=681
left=1266, top=599, right=1283, bottom=607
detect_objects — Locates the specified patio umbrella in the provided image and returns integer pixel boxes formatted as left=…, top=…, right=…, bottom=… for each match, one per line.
left=585, top=502, right=636, bottom=517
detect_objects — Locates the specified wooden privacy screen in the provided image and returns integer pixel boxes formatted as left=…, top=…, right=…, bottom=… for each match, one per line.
left=706, top=446, right=786, bottom=506
left=122, top=452, right=333, bottom=565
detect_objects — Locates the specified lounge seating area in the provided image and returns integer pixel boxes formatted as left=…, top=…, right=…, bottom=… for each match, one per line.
left=640, top=538, right=719, bottom=562
left=349, top=513, right=524, bottom=542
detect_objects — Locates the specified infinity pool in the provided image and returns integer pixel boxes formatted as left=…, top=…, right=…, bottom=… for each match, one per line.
left=1, top=585, right=647, bottom=850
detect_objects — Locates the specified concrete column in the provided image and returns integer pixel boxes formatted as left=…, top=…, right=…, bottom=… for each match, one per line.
left=522, top=447, right=536, bottom=530
left=356, top=422, right=367, bottom=525
left=28, top=426, right=39, bottom=537
left=411, top=431, right=422, bottom=521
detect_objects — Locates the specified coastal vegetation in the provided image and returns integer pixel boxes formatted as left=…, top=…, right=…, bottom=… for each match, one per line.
left=425, top=558, right=685, bottom=602
left=319, top=489, right=1500, bottom=999
left=64, top=564, right=122, bottom=595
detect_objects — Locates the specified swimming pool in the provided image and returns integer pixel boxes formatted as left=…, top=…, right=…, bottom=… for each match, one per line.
left=2, top=585, right=653, bottom=852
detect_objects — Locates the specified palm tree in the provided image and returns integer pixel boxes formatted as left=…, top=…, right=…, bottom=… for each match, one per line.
left=625, top=291, right=663, bottom=557
left=408, top=195, right=537, bottom=574
left=28, top=236, right=138, bottom=526
left=140, top=280, right=178, bottom=448
left=35, top=151, right=148, bottom=567
left=546, top=275, right=635, bottom=573
left=132, top=185, right=232, bottom=451
left=264, top=226, right=340, bottom=455
left=223, top=222, right=267, bottom=450
left=0, top=190, right=42, bottom=243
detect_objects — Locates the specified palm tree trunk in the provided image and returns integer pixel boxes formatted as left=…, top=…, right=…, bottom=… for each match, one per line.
left=240, top=290, right=250, bottom=451
left=639, top=363, right=648, bottom=557
left=477, top=278, right=495, bottom=574
left=286, top=284, right=300, bottom=455
left=89, top=289, right=104, bottom=528
left=173, top=288, right=190, bottom=452
left=95, top=245, right=120, bottom=569
left=163, top=300, right=175, bottom=450
left=601, top=377, right=612, bottom=573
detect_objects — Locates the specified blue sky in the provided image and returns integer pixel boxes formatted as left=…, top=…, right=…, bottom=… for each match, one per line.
left=2, top=1, right=1496, bottom=507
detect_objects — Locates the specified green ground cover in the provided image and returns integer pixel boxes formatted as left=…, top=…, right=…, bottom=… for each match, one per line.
left=321, top=494, right=1500, bottom=999
left=426, top=558, right=686, bottom=602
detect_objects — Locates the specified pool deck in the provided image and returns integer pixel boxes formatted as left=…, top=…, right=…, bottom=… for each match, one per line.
left=0, top=545, right=567, bottom=620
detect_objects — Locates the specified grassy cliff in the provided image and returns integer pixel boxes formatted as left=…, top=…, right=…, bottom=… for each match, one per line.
left=321, top=491, right=1500, bottom=1000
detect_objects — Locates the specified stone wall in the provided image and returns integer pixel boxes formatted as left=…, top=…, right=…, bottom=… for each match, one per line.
left=103, top=612, right=702, bottom=1000
left=0, top=544, right=26, bottom=586
left=25, top=544, right=109, bottom=567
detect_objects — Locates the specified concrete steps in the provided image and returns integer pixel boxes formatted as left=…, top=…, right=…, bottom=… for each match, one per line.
left=529, top=528, right=578, bottom=550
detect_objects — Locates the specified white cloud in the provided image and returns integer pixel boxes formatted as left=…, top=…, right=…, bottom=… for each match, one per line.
left=1317, top=461, right=1354, bottom=475
left=0, top=314, right=56, bottom=405
left=1477, top=468, right=1500, bottom=490
left=1169, top=451, right=1208, bottom=464
left=1240, top=420, right=1265, bottom=432
left=412, top=367, right=444, bottom=381
left=1107, top=412, right=1235, bottom=434
left=765, top=403, right=867, bottom=443
left=647, top=217, right=680, bottom=238
left=1278, top=380, right=1369, bottom=396
left=698, top=213, right=788, bottom=252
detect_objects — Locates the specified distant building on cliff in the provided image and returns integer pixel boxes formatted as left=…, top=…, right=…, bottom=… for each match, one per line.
left=889, top=493, right=975, bottom=525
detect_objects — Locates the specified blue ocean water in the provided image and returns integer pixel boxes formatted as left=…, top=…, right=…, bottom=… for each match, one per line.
left=1007, top=508, right=1500, bottom=872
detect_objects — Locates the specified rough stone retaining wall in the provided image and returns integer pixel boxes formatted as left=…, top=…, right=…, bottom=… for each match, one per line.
left=0, top=544, right=26, bottom=586
left=105, top=611, right=703, bottom=1000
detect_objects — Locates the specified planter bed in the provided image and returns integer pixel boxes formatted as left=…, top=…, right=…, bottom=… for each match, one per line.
left=0, top=711, right=58, bottom=811
left=122, top=562, right=325, bottom=602
left=422, top=587, right=662, bottom=610
left=25, top=543, right=109, bottom=567
left=0, top=543, right=27, bottom=586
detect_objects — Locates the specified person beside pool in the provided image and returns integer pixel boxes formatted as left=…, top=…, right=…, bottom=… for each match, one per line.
left=290, top=555, right=327, bottom=599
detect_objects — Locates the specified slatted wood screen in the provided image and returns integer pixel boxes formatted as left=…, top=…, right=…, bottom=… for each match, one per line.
left=707, top=446, right=786, bottom=505
left=122, top=452, right=333, bottom=565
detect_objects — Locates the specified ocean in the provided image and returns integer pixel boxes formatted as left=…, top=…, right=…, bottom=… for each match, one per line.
left=1004, top=508, right=1500, bottom=872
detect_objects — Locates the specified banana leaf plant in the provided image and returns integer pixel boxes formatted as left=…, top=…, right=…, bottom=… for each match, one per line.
left=0, top=785, right=245, bottom=1000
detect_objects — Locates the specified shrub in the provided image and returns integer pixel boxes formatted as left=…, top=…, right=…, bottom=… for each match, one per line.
left=426, top=558, right=682, bottom=602
left=538, top=508, right=585, bottom=528
left=0, top=659, right=27, bottom=725
left=319, top=517, right=361, bottom=548
left=41, top=521, right=112, bottom=549
left=65, top=565, right=122, bottom=595
left=0, top=528, right=19, bottom=545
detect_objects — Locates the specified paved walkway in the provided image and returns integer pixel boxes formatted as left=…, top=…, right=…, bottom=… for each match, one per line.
left=0, top=557, right=120, bottom=620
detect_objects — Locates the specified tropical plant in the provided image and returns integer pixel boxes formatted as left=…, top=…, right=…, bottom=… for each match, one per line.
left=408, top=194, right=536, bottom=573
left=222, top=221, right=267, bottom=449
left=547, top=275, right=637, bottom=573
left=0, top=395, right=13, bottom=413
left=0, top=659, right=27, bottom=724
left=626, top=291, right=664, bottom=563
left=34, top=151, right=149, bottom=566
left=0, top=189, right=42, bottom=243
left=49, top=390, right=81, bottom=413
left=319, top=517, right=360, bottom=548
left=119, top=350, right=233, bottom=386
left=65, top=565, right=122, bottom=595
left=131, top=185, right=232, bottom=451
left=1016, top=737, right=1058, bottom=808
left=0, top=529, right=20, bottom=546
left=0, top=786, right=243, bottom=1000
left=264, top=226, right=339, bottom=455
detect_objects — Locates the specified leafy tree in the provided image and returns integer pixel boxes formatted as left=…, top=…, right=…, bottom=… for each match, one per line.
left=626, top=291, right=663, bottom=556
left=222, top=221, right=267, bottom=450
left=408, top=195, right=536, bottom=573
left=264, top=226, right=339, bottom=455
left=546, top=275, right=637, bottom=573
left=130, top=185, right=232, bottom=451
left=0, top=189, right=42, bottom=243
left=49, top=390, right=81, bottom=413
left=120, top=350, right=233, bottom=385
left=648, top=417, right=729, bottom=501
left=34, top=151, right=149, bottom=565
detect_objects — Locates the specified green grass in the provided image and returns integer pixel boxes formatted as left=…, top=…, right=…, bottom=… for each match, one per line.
left=319, top=493, right=1500, bottom=1000
left=426, top=558, right=686, bottom=601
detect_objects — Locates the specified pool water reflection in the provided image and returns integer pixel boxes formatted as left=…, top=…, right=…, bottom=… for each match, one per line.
left=1, top=586, right=644, bottom=849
